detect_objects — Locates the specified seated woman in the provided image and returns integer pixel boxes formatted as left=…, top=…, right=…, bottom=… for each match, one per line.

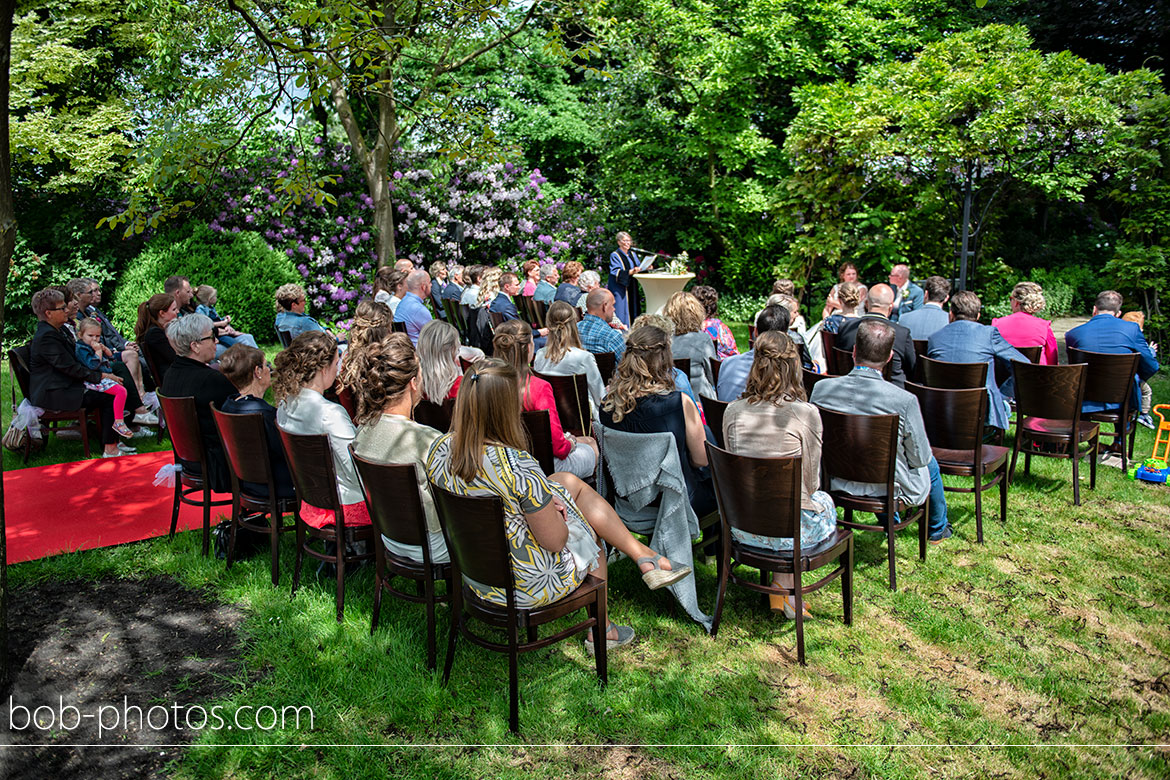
left=520, top=259, right=540, bottom=297
left=599, top=325, right=716, bottom=517
left=417, top=319, right=475, bottom=403
left=372, top=267, right=408, bottom=315
left=160, top=314, right=239, bottom=491
left=991, top=281, right=1058, bottom=365
left=194, top=284, right=258, bottom=355
left=135, top=292, right=180, bottom=383
left=692, top=285, right=739, bottom=359
left=274, top=330, right=371, bottom=530
left=28, top=287, right=124, bottom=458
left=663, top=291, right=717, bottom=398
left=493, top=320, right=598, bottom=479
left=555, top=261, right=584, bottom=305
left=425, top=358, right=690, bottom=651
left=219, top=343, right=295, bottom=499
left=822, top=281, right=863, bottom=334
left=722, top=330, right=837, bottom=619
left=822, top=261, right=867, bottom=321
left=274, top=283, right=327, bottom=340
left=534, top=301, right=605, bottom=408
left=351, top=334, right=448, bottom=564
left=336, top=300, right=393, bottom=417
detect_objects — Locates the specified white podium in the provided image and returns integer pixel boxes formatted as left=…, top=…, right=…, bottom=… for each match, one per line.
left=636, top=272, right=695, bottom=315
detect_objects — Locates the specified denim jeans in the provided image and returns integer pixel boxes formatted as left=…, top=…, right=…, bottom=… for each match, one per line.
left=878, top=456, right=950, bottom=539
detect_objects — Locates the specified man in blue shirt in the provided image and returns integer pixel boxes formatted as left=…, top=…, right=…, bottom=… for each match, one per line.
left=577, top=288, right=626, bottom=361
left=716, top=304, right=789, bottom=402
left=534, top=263, right=558, bottom=305
left=394, top=270, right=435, bottom=345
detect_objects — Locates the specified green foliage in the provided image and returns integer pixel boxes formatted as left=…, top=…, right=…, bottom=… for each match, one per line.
left=982, top=264, right=1096, bottom=320
left=716, top=292, right=769, bottom=325
left=110, top=224, right=300, bottom=338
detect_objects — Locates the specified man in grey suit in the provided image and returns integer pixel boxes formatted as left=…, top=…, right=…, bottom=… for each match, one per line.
left=898, top=275, right=951, bottom=341
left=810, top=319, right=952, bottom=543
left=889, top=263, right=924, bottom=323
left=835, top=283, right=916, bottom=387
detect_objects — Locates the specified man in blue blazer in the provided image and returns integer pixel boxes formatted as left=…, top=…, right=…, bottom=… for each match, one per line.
left=491, top=272, right=548, bottom=348
left=1065, top=290, right=1159, bottom=413
left=927, top=291, right=1027, bottom=432
left=898, top=275, right=951, bottom=341
left=889, top=263, right=924, bottom=323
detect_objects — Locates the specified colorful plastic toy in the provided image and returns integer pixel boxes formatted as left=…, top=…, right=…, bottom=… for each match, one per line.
left=1127, top=405, right=1170, bottom=484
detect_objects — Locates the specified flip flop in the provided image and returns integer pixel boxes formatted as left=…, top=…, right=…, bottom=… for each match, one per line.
left=637, top=555, right=692, bottom=590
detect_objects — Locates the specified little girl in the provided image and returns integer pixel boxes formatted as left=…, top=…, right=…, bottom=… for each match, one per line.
left=75, top=318, right=134, bottom=439
left=194, top=285, right=257, bottom=353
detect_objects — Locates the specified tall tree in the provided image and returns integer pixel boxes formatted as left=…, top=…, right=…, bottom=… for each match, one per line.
left=0, top=0, right=16, bottom=685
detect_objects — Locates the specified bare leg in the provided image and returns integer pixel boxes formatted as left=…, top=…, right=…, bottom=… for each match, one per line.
left=121, top=349, right=147, bottom=398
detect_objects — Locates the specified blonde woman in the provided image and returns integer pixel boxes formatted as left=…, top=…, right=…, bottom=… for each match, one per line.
left=822, top=281, right=863, bottom=334
left=534, top=301, right=605, bottom=407
left=992, top=281, right=1057, bottom=365
left=662, top=291, right=716, bottom=398
left=417, top=319, right=465, bottom=402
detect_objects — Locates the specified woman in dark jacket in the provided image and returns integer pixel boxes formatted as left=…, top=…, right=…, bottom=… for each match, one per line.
left=28, top=288, right=123, bottom=457
left=135, top=293, right=180, bottom=383
left=218, top=343, right=294, bottom=499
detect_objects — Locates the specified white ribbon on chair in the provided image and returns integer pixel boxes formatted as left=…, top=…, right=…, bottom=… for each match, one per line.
left=153, top=463, right=183, bottom=487
left=14, top=399, right=44, bottom=439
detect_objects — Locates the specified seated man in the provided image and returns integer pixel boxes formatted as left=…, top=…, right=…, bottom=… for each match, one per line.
left=274, top=283, right=326, bottom=340
left=927, top=291, right=1026, bottom=432
left=835, top=283, right=916, bottom=387
left=534, top=263, right=559, bottom=305
left=427, top=261, right=449, bottom=319
left=717, top=304, right=790, bottom=402
left=394, top=270, right=434, bottom=345
left=442, top=265, right=465, bottom=301
left=898, top=275, right=951, bottom=341
left=164, top=275, right=196, bottom=316
left=810, top=319, right=952, bottom=543
left=888, top=263, right=924, bottom=323
left=1065, top=289, right=1159, bottom=414
left=490, top=272, right=548, bottom=347
left=577, top=288, right=626, bottom=361
left=69, top=277, right=152, bottom=416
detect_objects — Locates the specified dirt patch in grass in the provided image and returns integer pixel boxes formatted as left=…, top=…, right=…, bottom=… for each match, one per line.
left=0, top=575, right=245, bottom=779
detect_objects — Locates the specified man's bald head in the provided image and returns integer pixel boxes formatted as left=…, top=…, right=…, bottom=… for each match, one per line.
left=394, top=258, right=414, bottom=272
left=586, top=287, right=614, bottom=314
left=866, top=283, right=895, bottom=315
left=406, top=270, right=431, bottom=297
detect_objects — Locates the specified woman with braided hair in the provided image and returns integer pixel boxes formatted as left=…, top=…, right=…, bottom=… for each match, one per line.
left=722, top=329, right=836, bottom=618
left=337, top=299, right=393, bottom=417
left=534, top=301, right=605, bottom=407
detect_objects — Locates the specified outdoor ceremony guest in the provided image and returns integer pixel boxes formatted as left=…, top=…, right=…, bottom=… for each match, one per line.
left=717, top=304, right=792, bottom=402
left=607, top=230, right=642, bottom=326
left=164, top=275, right=196, bottom=315
left=54, top=285, right=80, bottom=341
left=810, top=318, right=952, bottom=544
left=630, top=313, right=703, bottom=418
left=418, top=320, right=465, bottom=402
left=337, top=300, right=393, bottom=417
left=373, top=267, right=408, bottom=315
left=834, top=284, right=916, bottom=387
left=1121, top=310, right=1157, bottom=429
left=394, top=270, right=434, bottom=345
left=274, top=283, right=327, bottom=340
left=467, top=268, right=503, bottom=353
left=460, top=265, right=484, bottom=308
left=1065, top=290, right=1159, bottom=416
left=771, top=279, right=808, bottom=333
left=427, top=261, right=449, bottom=317
left=888, top=263, right=924, bottom=323
left=663, top=291, right=717, bottom=398
left=692, top=285, right=739, bottom=359
left=534, top=263, right=559, bottom=305
left=928, top=291, right=1026, bottom=431
left=194, top=284, right=258, bottom=355
left=491, top=272, right=548, bottom=346
left=425, top=357, right=690, bottom=652
left=28, top=288, right=123, bottom=458
left=600, top=325, right=717, bottom=518
left=274, top=330, right=371, bottom=530
left=755, top=294, right=813, bottom=369
left=494, top=320, right=598, bottom=479
left=76, top=278, right=130, bottom=353
left=899, top=275, right=952, bottom=341
left=723, top=329, right=837, bottom=618
left=69, top=278, right=150, bottom=410
left=521, top=259, right=541, bottom=297
left=534, top=301, right=606, bottom=408
left=395, top=258, right=415, bottom=272
left=442, top=265, right=465, bottom=301
left=75, top=318, right=140, bottom=439
left=352, top=333, right=448, bottom=564
left=136, top=293, right=180, bottom=383
left=578, top=288, right=626, bottom=361
left=219, top=343, right=294, bottom=499
left=822, top=281, right=863, bottom=335
left=822, top=261, right=868, bottom=321
left=555, top=261, right=584, bottom=305
left=161, top=313, right=238, bottom=491
left=991, top=281, right=1057, bottom=365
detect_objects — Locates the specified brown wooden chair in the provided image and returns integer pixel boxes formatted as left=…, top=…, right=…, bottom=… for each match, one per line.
left=801, top=368, right=834, bottom=400
left=533, top=371, right=592, bottom=437
left=1009, top=361, right=1098, bottom=506
left=1068, top=348, right=1141, bottom=471
left=907, top=382, right=1008, bottom=544
left=993, top=344, right=1041, bottom=389
left=278, top=427, right=375, bottom=621
left=912, top=339, right=928, bottom=382
left=414, top=397, right=456, bottom=433
left=351, top=450, right=452, bottom=669
left=158, top=394, right=232, bottom=556
left=7, top=345, right=98, bottom=462
left=833, top=347, right=855, bottom=375
left=390, top=321, right=408, bottom=335
left=673, top=357, right=691, bottom=377
left=212, top=405, right=297, bottom=584
left=705, top=444, right=853, bottom=664
left=920, top=355, right=988, bottom=389
left=442, top=298, right=468, bottom=342
left=530, top=298, right=549, bottom=329
left=699, top=394, right=728, bottom=449
left=748, top=324, right=757, bottom=349
left=521, top=409, right=557, bottom=475
left=817, top=407, right=927, bottom=591
left=593, top=351, right=617, bottom=386
left=458, top=356, right=474, bottom=372
left=432, top=484, right=607, bottom=733
left=708, top=357, right=722, bottom=388
left=820, top=330, right=838, bottom=373
left=488, top=310, right=507, bottom=329
left=275, top=327, right=293, bottom=349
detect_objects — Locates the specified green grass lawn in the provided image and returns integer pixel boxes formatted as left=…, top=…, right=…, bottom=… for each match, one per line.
left=4, top=343, right=1170, bottom=777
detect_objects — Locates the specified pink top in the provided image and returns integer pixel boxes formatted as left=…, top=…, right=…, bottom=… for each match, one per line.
left=992, top=311, right=1057, bottom=365
left=521, top=280, right=537, bottom=297
left=521, top=375, right=572, bottom=459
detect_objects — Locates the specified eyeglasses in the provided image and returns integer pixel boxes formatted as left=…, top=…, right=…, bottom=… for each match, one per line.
left=197, top=334, right=216, bottom=343
left=46, top=306, right=67, bottom=312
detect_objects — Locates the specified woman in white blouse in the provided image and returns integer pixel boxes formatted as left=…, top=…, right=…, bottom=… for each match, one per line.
left=533, top=301, right=605, bottom=408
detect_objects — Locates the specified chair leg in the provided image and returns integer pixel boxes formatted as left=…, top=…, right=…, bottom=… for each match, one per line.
left=291, top=513, right=305, bottom=597
left=169, top=477, right=181, bottom=539
left=843, top=537, right=854, bottom=626
left=999, top=465, right=1009, bottom=525
left=595, top=583, right=608, bottom=686
left=225, top=504, right=240, bottom=570
left=201, top=486, right=212, bottom=557
left=710, top=529, right=732, bottom=638
left=1119, top=421, right=1128, bottom=473
left=424, top=578, right=437, bottom=671
left=887, top=521, right=897, bottom=592
left=371, top=576, right=383, bottom=636
left=507, top=615, right=520, bottom=734
left=974, top=467, right=984, bottom=545
left=1089, top=434, right=1098, bottom=491
left=334, top=533, right=346, bottom=623
left=918, top=501, right=928, bottom=562
left=442, top=583, right=460, bottom=685
left=79, top=412, right=91, bottom=459
left=793, top=568, right=806, bottom=666
left=1071, top=438, right=1081, bottom=506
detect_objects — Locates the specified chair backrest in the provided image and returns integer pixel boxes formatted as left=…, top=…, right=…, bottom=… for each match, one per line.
left=211, top=405, right=276, bottom=489
left=748, top=324, right=757, bottom=348
left=708, top=357, right=722, bottom=388
left=705, top=443, right=802, bottom=543
left=920, top=355, right=988, bottom=389
left=833, top=347, right=855, bottom=374
left=531, top=299, right=548, bottom=328
left=699, top=394, right=728, bottom=449
left=817, top=407, right=898, bottom=491
left=275, top=327, right=293, bottom=348
left=673, top=357, right=691, bottom=376
left=1067, top=348, right=1140, bottom=408
left=820, top=329, right=837, bottom=372
left=533, top=371, right=591, bottom=437
left=390, top=321, right=408, bottom=334
left=431, top=483, right=513, bottom=594
left=277, top=426, right=343, bottom=512
left=906, top=382, right=986, bottom=451
left=1017, top=345, right=1042, bottom=364
left=139, top=341, right=166, bottom=391
left=912, top=339, right=928, bottom=360
left=8, top=346, right=32, bottom=400
left=442, top=298, right=466, bottom=338
left=351, top=450, right=429, bottom=549
left=489, top=310, right=507, bottom=329
left=801, top=368, right=833, bottom=400
left=593, top=351, right=617, bottom=386
left=1012, top=361, right=1087, bottom=422
left=414, top=397, right=456, bottom=433
left=521, top=408, right=556, bottom=475
left=158, top=394, right=206, bottom=464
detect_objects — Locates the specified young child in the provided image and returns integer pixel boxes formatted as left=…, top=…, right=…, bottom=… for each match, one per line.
left=194, top=285, right=258, bottom=354
left=75, top=318, right=134, bottom=439
left=1121, top=310, right=1157, bottom=429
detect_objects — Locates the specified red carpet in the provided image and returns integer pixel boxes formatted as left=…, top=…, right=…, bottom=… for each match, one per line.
left=5, top=451, right=233, bottom=564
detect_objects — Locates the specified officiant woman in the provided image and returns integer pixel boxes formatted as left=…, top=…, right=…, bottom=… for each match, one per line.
left=607, top=231, right=642, bottom=327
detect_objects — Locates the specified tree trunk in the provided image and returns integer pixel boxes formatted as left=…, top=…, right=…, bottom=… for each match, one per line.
left=0, top=0, right=17, bottom=686
left=958, top=176, right=974, bottom=292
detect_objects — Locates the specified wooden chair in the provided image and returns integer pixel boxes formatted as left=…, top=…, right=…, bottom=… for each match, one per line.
left=530, top=298, right=549, bottom=329
left=748, top=324, right=757, bottom=349
left=489, top=310, right=507, bottom=329
left=1009, top=361, right=1098, bottom=506
left=158, top=394, right=232, bottom=556
left=920, top=355, right=988, bottom=389
left=212, top=405, right=297, bottom=584
left=278, top=428, right=375, bottom=621
left=907, top=382, right=1008, bottom=544
left=7, top=345, right=98, bottom=462
left=708, top=357, right=722, bottom=389
left=705, top=444, right=853, bottom=664
left=534, top=371, right=592, bottom=437
left=351, top=450, right=452, bottom=669
left=994, top=344, right=1041, bottom=387
left=414, top=397, right=456, bottom=433
left=458, top=356, right=474, bottom=372
left=593, top=351, right=617, bottom=386
left=802, top=368, right=834, bottom=400
left=818, top=407, right=927, bottom=591
left=820, top=329, right=838, bottom=374
left=521, top=409, right=556, bottom=475
left=1068, top=348, right=1141, bottom=471
left=432, top=485, right=607, bottom=733
left=673, top=357, right=691, bottom=377
left=833, top=347, right=855, bottom=375
left=390, top=321, right=408, bottom=334
left=275, top=327, right=293, bottom=348
left=442, top=298, right=468, bottom=342
left=699, top=394, right=728, bottom=449
left=912, top=339, right=928, bottom=382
